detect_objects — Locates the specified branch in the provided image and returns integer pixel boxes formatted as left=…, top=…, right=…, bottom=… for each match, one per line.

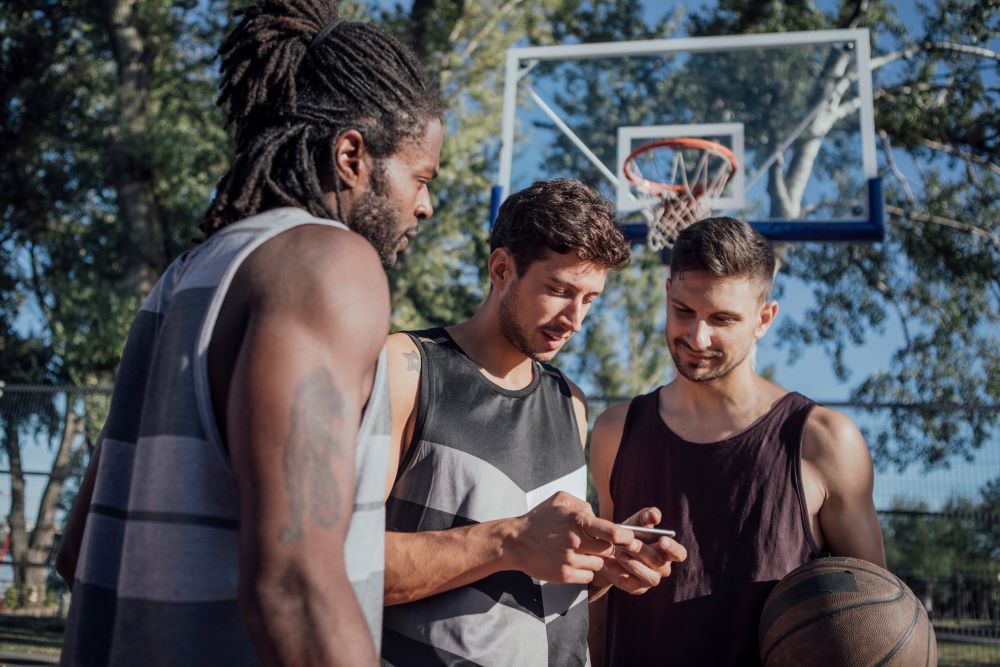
left=458, top=0, right=524, bottom=63
left=871, top=42, right=1000, bottom=71
left=858, top=262, right=913, bottom=349
left=839, top=0, right=870, bottom=29
left=879, top=130, right=916, bottom=203
left=441, top=0, right=525, bottom=86
left=916, top=137, right=1000, bottom=176
left=27, top=242, right=57, bottom=327
left=887, top=205, right=1000, bottom=251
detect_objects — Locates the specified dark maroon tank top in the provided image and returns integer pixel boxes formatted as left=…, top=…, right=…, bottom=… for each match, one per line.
left=604, top=389, right=823, bottom=666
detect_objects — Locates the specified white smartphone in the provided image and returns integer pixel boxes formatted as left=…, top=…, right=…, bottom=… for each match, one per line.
left=618, top=524, right=676, bottom=538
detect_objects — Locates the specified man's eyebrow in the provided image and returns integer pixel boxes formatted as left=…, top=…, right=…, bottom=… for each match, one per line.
left=670, top=296, right=692, bottom=308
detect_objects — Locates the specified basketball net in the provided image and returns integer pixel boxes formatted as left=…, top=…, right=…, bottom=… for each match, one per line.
left=624, top=138, right=738, bottom=251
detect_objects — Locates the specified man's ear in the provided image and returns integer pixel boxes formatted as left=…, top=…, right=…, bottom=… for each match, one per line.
left=488, top=248, right=517, bottom=290
left=331, top=129, right=369, bottom=191
left=755, top=300, right=779, bottom=339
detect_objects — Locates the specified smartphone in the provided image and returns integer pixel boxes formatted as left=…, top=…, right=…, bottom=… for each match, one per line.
left=618, top=524, right=676, bottom=538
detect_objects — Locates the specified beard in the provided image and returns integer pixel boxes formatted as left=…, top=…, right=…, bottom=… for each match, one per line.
left=498, top=281, right=572, bottom=363
left=345, top=162, right=406, bottom=270
left=498, top=282, right=549, bottom=362
left=669, top=338, right=749, bottom=383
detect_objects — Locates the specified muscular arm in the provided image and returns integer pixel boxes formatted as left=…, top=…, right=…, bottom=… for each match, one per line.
left=228, top=228, right=387, bottom=666
left=802, top=407, right=886, bottom=566
left=382, top=343, right=639, bottom=606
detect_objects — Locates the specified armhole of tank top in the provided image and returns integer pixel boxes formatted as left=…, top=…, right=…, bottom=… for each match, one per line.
left=357, top=345, right=389, bottom=444
left=608, top=393, right=648, bottom=510
left=394, top=331, right=432, bottom=481
left=192, top=215, right=350, bottom=471
left=791, top=401, right=824, bottom=558
left=550, top=367, right=584, bottom=452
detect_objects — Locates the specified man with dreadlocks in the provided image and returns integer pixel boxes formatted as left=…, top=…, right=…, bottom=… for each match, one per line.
left=56, top=0, right=442, bottom=664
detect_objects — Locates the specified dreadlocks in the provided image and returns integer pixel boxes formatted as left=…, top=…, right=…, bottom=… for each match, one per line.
left=201, top=0, right=443, bottom=236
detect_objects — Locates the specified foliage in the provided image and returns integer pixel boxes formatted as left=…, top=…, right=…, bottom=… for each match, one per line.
left=532, top=0, right=1000, bottom=471
left=1, top=0, right=997, bottom=593
left=1, top=0, right=230, bottom=602
left=882, top=477, right=1000, bottom=623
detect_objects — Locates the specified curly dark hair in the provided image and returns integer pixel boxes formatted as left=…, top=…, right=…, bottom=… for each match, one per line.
left=490, top=179, right=630, bottom=276
left=670, top=217, right=775, bottom=298
left=201, top=0, right=444, bottom=236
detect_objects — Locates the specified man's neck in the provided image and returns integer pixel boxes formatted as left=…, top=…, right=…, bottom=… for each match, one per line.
left=660, top=364, right=786, bottom=442
left=446, top=304, right=535, bottom=391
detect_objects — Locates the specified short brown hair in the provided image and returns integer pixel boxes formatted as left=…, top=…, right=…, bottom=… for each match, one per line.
left=490, top=179, right=630, bottom=275
left=670, top=217, right=775, bottom=298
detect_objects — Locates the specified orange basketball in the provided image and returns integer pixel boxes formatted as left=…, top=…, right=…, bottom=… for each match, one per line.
left=759, top=557, right=936, bottom=666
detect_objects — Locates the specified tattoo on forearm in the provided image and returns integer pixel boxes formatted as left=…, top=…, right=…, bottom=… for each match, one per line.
left=404, top=350, right=420, bottom=372
left=279, top=369, right=347, bottom=545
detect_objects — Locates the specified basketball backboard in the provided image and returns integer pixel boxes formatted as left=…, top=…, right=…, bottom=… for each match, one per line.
left=494, top=29, right=884, bottom=244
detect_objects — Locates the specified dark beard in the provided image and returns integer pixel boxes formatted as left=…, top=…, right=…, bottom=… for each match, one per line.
left=498, top=282, right=545, bottom=362
left=669, top=339, right=746, bottom=383
left=345, top=162, right=404, bottom=270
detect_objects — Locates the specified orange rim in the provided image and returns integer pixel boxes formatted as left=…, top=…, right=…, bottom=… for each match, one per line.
left=623, top=137, right=739, bottom=195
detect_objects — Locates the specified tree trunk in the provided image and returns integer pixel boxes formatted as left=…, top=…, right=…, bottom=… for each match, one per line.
left=4, top=422, right=30, bottom=606
left=24, top=404, right=80, bottom=600
left=99, top=0, right=167, bottom=296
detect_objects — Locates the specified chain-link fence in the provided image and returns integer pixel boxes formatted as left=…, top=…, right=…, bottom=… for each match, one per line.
left=0, top=383, right=111, bottom=660
left=0, top=385, right=996, bottom=663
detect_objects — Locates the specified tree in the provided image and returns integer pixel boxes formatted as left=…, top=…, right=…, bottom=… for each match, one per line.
left=0, top=0, right=230, bottom=603
left=532, top=0, right=999, bottom=472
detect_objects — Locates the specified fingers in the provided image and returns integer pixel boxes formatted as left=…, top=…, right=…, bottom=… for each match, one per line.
left=657, top=535, right=687, bottom=564
left=613, top=550, right=664, bottom=594
left=628, top=535, right=688, bottom=574
left=625, top=506, right=662, bottom=528
left=578, top=514, right=641, bottom=552
left=556, top=553, right=605, bottom=585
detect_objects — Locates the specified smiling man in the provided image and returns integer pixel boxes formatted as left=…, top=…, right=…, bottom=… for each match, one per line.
left=379, top=179, right=684, bottom=665
left=588, top=217, right=886, bottom=666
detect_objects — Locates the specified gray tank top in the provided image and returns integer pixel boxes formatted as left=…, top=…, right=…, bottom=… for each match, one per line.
left=383, top=328, right=590, bottom=666
left=61, top=207, right=390, bottom=666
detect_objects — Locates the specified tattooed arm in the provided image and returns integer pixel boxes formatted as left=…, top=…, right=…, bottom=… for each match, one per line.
left=220, top=226, right=387, bottom=667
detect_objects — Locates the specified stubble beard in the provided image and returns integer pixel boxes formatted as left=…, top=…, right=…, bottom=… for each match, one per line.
left=498, top=283, right=550, bottom=363
left=669, top=339, right=749, bottom=383
left=345, top=161, right=405, bottom=270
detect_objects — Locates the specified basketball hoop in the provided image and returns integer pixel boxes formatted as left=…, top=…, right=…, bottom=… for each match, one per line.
left=623, top=138, right=738, bottom=251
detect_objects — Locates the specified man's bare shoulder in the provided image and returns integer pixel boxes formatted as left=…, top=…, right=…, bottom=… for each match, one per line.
left=244, top=223, right=386, bottom=301
left=387, top=332, right=419, bottom=358
left=802, top=405, right=871, bottom=471
left=239, top=224, right=389, bottom=335
left=387, top=333, right=421, bottom=390
left=593, top=402, right=631, bottom=436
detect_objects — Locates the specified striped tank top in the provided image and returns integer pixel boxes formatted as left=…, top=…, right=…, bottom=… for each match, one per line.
left=383, top=328, right=590, bottom=666
left=60, top=208, right=390, bottom=666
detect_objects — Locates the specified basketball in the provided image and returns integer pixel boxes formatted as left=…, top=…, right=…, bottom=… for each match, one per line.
left=759, top=557, right=936, bottom=666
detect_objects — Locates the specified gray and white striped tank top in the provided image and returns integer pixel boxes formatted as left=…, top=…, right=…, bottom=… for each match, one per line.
left=60, top=207, right=390, bottom=666
left=383, top=328, right=590, bottom=666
